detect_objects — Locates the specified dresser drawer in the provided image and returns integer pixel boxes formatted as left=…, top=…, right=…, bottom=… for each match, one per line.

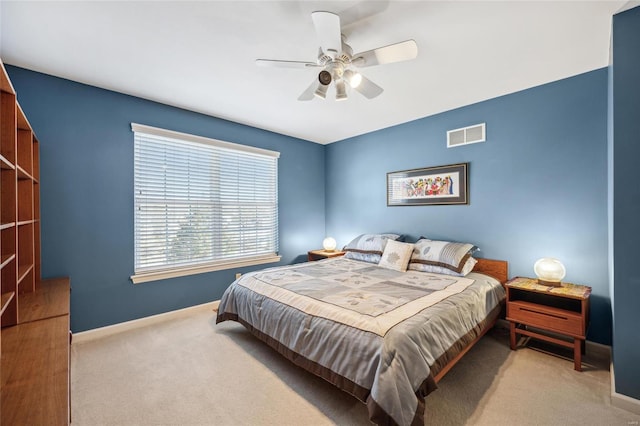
left=507, top=300, right=584, bottom=337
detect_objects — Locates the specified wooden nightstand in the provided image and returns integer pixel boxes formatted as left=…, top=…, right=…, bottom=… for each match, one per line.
left=307, top=249, right=345, bottom=262
left=505, top=276, right=591, bottom=371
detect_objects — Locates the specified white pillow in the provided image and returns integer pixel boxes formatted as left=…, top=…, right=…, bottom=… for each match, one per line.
left=378, top=240, right=414, bottom=272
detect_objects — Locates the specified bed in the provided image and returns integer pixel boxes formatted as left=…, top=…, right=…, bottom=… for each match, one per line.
left=216, top=236, right=508, bottom=426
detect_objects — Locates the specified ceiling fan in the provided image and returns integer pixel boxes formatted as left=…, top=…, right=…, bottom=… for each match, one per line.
left=256, top=11, right=418, bottom=101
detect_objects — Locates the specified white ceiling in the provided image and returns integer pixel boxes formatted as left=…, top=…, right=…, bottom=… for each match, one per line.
left=0, top=1, right=629, bottom=144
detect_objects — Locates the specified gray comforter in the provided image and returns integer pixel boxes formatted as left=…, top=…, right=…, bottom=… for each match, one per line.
left=217, top=257, right=505, bottom=425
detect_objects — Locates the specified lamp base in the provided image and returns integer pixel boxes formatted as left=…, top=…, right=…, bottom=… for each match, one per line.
left=538, top=279, right=562, bottom=287
left=323, top=249, right=335, bottom=253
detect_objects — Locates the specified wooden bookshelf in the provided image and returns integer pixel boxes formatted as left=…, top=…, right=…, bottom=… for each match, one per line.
left=0, top=58, right=70, bottom=424
left=0, top=60, right=19, bottom=330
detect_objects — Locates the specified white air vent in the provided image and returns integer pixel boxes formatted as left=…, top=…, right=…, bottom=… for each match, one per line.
left=447, top=123, right=486, bottom=148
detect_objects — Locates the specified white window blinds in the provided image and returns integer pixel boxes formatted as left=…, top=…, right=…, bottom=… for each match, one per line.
left=131, top=123, right=280, bottom=283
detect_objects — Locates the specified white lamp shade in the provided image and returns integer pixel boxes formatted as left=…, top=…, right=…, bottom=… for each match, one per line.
left=534, top=258, right=566, bottom=284
left=314, top=82, right=328, bottom=99
left=323, top=237, right=337, bottom=252
left=335, top=80, right=347, bottom=101
left=344, top=69, right=362, bottom=88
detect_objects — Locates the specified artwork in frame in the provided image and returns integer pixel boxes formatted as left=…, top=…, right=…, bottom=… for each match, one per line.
left=387, top=163, right=469, bottom=206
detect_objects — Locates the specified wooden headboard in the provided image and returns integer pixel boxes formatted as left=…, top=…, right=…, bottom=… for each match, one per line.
left=472, top=258, right=509, bottom=284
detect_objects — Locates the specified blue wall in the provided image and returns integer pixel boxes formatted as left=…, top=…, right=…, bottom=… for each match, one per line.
left=612, top=6, right=640, bottom=401
left=326, top=69, right=611, bottom=344
left=5, top=64, right=616, bottom=347
left=6, top=65, right=326, bottom=333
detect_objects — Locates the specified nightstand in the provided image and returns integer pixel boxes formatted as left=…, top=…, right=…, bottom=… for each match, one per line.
left=307, top=249, right=345, bottom=262
left=505, top=276, right=591, bottom=371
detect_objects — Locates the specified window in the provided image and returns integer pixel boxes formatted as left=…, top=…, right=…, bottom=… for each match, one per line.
left=131, top=123, right=280, bottom=284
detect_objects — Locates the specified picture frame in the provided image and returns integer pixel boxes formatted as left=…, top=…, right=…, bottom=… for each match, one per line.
left=387, top=162, right=468, bottom=206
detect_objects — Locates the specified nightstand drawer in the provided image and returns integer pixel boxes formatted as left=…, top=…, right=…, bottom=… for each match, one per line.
left=507, top=300, right=584, bottom=337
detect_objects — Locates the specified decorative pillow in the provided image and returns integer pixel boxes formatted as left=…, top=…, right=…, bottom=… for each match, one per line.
left=343, top=233, right=401, bottom=264
left=378, top=240, right=414, bottom=272
left=409, top=238, right=478, bottom=274
left=409, top=256, right=478, bottom=277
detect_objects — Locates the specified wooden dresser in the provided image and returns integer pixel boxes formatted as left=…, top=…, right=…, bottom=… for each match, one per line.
left=2, top=278, right=71, bottom=425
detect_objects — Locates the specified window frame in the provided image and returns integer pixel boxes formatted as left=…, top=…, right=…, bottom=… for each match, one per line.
left=130, top=123, right=281, bottom=284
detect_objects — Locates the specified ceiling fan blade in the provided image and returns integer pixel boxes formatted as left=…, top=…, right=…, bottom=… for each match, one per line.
left=352, top=39, right=418, bottom=67
left=351, top=75, right=383, bottom=99
left=256, top=59, right=319, bottom=69
left=311, top=11, right=342, bottom=57
left=298, top=78, right=318, bottom=101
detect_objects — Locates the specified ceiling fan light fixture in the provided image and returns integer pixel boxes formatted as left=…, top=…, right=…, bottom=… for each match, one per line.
left=318, top=70, right=332, bottom=85
left=344, top=69, right=362, bottom=88
left=335, top=80, right=347, bottom=101
left=314, top=82, right=328, bottom=99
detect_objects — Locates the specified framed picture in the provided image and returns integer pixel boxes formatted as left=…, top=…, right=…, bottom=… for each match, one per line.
left=387, top=163, right=468, bottom=206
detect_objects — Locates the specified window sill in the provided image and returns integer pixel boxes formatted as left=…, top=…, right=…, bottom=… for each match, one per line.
left=131, top=254, right=281, bottom=284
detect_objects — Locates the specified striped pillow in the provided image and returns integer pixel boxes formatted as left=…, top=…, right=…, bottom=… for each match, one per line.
left=409, top=238, right=477, bottom=274
left=343, top=233, right=401, bottom=264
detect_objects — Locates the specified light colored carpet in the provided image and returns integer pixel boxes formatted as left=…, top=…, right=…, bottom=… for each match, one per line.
left=71, top=307, right=640, bottom=425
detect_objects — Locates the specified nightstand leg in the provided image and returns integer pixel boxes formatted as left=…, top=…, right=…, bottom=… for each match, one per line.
left=574, top=339, right=582, bottom=371
left=509, top=322, right=517, bottom=350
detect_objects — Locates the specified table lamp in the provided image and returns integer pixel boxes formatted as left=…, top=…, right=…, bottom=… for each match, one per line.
left=323, top=237, right=337, bottom=252
left=534, top=257, right=565, bottom=287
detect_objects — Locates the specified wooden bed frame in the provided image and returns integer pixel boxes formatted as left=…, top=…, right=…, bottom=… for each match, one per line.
left=472, top=257, right=509, bottom=285
left=433, top=258, right=509, bottom=382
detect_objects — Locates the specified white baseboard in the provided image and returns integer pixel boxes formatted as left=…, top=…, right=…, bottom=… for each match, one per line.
left=73, top=300, right=220, bottom=343
left=611, top=363, right=640, bottom=415
left=585, top=339, right=612, bottom=360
